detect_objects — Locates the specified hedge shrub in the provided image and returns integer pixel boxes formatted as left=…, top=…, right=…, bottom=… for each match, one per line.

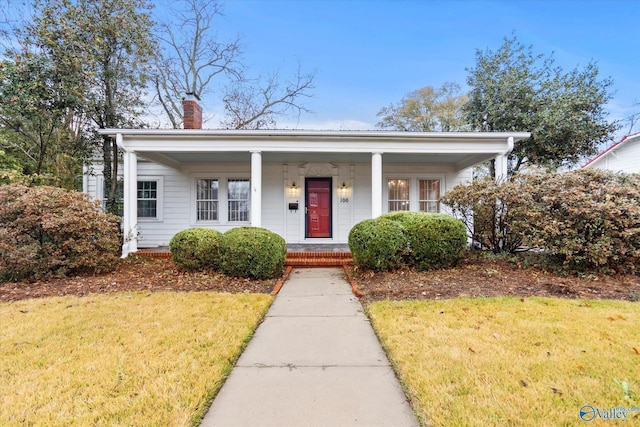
left=442, top=170, right=640, bottom=273
left=348, top=218, right=407, bottom=271
left=440, top=178, right=531, bottom=253
left=383, top=212, right=467, bottom=270
left=219, top=227, right=286, bottom=279
left=169, top=228, right=222, bottom=271
left=523, top=169, right=640, bottom=273
left=0, top=184, right=121, bottom=281
left=380, top=211, right=427, bottom=230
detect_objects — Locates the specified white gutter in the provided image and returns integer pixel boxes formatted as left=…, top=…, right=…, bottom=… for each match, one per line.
left=98, top=128, right=531, bottom=143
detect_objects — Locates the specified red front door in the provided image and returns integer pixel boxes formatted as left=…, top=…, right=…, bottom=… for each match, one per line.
left=306, top=178, right=332, bottom=238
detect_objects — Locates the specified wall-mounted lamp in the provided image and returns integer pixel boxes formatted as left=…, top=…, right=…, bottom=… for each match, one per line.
left=338, top=182, right=349, bottom=195
left=288, top=181, right=299, bottom=197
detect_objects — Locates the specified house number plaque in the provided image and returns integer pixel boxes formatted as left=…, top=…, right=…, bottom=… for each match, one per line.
left=339, top=197, right=350, bottom=203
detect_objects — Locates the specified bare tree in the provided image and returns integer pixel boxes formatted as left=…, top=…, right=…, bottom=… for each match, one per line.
left=222, top=67, right=314, bottom=129
left=623, top=102, right=640, bottom=135
left=154, top=0, right=314, bottom=129
left=154, top=0, right=242, bottom=128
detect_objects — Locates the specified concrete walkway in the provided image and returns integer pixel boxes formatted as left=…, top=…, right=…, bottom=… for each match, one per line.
left=200, top=268, right=419, bottom=427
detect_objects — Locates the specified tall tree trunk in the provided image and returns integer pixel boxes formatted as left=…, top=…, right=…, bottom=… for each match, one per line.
left=102, top=58, right=120, bottom=215
left=489, top=158, right=496, bottom=179
left=102, top=134, right=114, bottom=213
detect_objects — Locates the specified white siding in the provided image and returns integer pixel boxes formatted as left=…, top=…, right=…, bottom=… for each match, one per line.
left=136, top=162, right=189, bottom=247
left=352, top=163, right=372, bottom=227
left=589, top=140, right=640, bottom=173
left=84, top=163, right=102, bottom=202
left=262, top=164, right=285, bottom=238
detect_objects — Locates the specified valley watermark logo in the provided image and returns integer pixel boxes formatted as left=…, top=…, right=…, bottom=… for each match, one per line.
left=579, top=405, right=640, bottom=422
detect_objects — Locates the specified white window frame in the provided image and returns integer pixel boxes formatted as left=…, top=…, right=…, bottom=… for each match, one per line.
left=418, top=178, right=442, bottom=213
left=191, top=174, right=251, bottom=225
left=387, top=178, right=411, bottom=212
left=137, top=176, right=163, bottom=222
left=194, top=177, right=220, bottom=223
left=227, top=178, right=251, bottom=222
left=383, top=175, right=445, bottom=213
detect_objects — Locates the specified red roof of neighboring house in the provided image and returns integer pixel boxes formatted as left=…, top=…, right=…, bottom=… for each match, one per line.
left=582, top=133, right=637, bottom=168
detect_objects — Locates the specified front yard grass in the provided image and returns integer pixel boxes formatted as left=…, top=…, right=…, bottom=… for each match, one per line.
left=368, top=297, right=640, bottom=426
left=0, top=291, right=272, bottom=426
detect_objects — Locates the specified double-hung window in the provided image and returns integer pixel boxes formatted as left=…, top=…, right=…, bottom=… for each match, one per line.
left=228, top=179, right=250, bottom=222
left=196, top=178, right=219, bottom=221
left=419, top=179, right=441, bottom=213
left=137, top=181, right=157, bottom=218
left=388, top=179, right=410, bottom=211
left=194, top=178, right=250, bottom=223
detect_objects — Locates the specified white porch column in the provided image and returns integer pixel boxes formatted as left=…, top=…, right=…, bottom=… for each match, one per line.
left=371, top=152, right=383, bottom=218
left=251, top=150, right=262, bottom=227
left=495, top=136, right=514, bottom=182
left=495, top=153, right=508, bottom=181
left=121, top=143, right=138, bottom=257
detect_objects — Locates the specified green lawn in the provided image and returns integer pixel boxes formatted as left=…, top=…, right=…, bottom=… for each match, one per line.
left=0, top=292, right=272, bottom=426
left=368, top=297, right=640, bottom=426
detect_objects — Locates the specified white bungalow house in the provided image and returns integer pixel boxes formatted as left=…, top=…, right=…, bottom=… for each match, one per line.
left=582, top=132, right=640, bottom=173
left=86, top=97, right=530, bottom=256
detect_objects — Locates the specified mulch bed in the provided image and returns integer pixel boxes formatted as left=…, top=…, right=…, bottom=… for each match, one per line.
left=352, top=256, right=640, bottom=305
left=0, top=257, right=275, bottom=302
left=1, top=254, right=639, bottom=304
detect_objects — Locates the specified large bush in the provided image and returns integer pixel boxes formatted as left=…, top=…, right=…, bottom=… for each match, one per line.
left=348, top=218, right=407, bottom=271
left=442, top=170, right=640, bottom=273
left=440, top=178, right=530, bottom=253
left=383, top=212, right=467, bottom=270
left=0, top=184, right=121, bottom=281
left=523, top=170, right=640, bottom=273
left=169, top=228, right=222, bottom=271
left=219, top=227, right=286, bottom=279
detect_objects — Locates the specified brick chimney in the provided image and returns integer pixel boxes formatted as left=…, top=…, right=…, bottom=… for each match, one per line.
left=183, top=93, right=202, bottom=129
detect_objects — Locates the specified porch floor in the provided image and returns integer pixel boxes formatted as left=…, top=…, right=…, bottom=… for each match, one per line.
left=135, top=244, right=352, bottom=267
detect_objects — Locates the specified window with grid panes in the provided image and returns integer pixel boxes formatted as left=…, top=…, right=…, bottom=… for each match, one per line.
left=419, top=179, right=441, bottom=212
left=196, top=179, right=219, bottom=221
left=388, top=179, right=410, bottom=211
left=137, top=181, right=157, bottom=218
left=228, top=179, right=250, bottom=221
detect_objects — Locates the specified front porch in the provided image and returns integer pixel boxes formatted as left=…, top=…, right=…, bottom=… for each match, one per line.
left=96, top=129, right=529, bottom=257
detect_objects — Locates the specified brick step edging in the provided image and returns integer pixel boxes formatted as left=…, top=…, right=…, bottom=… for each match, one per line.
left=135, top=250, right=354, bottom=266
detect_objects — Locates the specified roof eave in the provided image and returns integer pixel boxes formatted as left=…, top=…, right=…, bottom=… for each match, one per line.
left=97, top=128, right=531, bottom=143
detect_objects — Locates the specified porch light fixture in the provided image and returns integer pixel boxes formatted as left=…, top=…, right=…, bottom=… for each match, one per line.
left=338, top=182, right=349, bottom=195
left=288, top=181, right=299, bottom=197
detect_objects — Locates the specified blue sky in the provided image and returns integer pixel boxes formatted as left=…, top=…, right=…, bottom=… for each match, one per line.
left=201, top=0, right=639, bottom=136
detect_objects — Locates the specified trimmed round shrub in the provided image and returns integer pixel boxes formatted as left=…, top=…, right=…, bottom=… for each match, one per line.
left=381, top=211, right=427, bottom=229
left=397, top=212, right=467, bottom=270
left=0, top=184, right=121, bottom=281
left=219, top=227, right=286, bottom=279
left=348, top=218, right=407, bottom=271
left=169, top=228, right=222, bottom=271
